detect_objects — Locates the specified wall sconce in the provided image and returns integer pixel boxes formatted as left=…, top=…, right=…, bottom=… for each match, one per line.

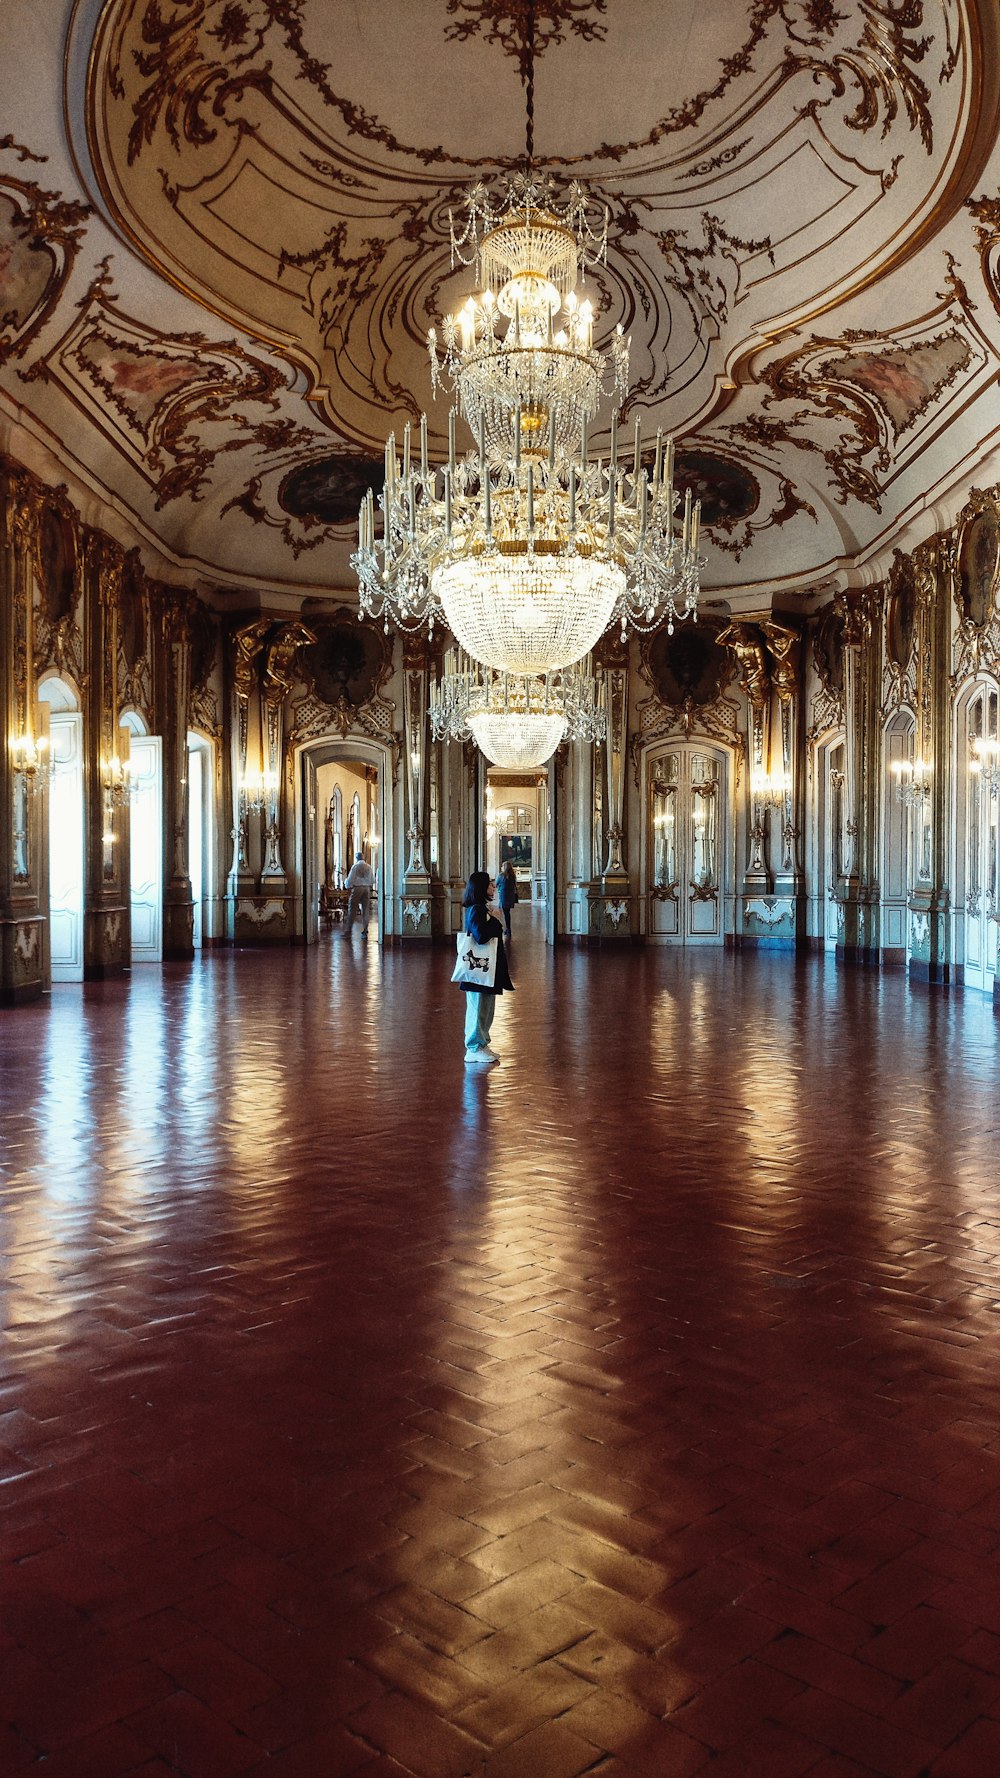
left=101, top=752, right=135, bottom=808
left=892, top=758, right=931, bottom=807
left=10, top=730, right=53, bottom=794
left=750, top=768, right=792, bottom=808
left=240, top=767, right=279, bottom=813
left=970, top=736, right=1000, bottom=796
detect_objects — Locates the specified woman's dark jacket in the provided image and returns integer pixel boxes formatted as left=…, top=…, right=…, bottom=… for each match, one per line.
left=461, top=903, right=514, bottom=993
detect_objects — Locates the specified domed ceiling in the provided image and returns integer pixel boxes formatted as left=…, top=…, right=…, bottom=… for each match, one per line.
left=3, top=0, right=1000, bottom=612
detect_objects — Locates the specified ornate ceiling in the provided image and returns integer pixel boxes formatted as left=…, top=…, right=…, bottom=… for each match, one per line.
left=3, top=0, right=1000, bottom=613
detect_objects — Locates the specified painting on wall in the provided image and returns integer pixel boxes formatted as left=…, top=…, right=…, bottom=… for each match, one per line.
left=303, top=614, right=391, bottom=711
left=958, top=505, right=1000, bottom=629
left=643, top=620, right=728, bottom=709
left=886, top=556, right=917, bottom=667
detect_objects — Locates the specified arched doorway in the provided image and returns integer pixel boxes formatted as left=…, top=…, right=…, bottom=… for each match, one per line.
left=642, top=741, right=730, bottom=944
left=958, top=680, right=1000, bottom=995
left=122, top=711, right=162, bottom=963
left=38, top=675, right=84, bottom=984
left=297, top=741, right=390, bottom=944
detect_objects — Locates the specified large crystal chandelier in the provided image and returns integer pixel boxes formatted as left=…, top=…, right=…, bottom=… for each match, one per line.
left=430, top=649, right=605, bottom=771
left=352, top=178, right=702, bottom=670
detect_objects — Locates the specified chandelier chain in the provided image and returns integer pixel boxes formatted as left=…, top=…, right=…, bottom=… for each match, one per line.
left=525, top=0, right=535, bottom=167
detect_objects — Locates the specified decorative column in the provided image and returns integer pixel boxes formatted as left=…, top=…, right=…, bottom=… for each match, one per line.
left=831, top=590, right=882, bottom=963
left=229, top=620, right=314, bottom=944
left=401, top=640, right=432, bottom=939
left=156, top=589, right=194, bottom=962
left=909, top=538, right=953, bottom=984
left=718, top=622, right=772, bottom=921
left=752, top=616, right=807, bottom=946
left=0, top=468, right=45, bottom=1004
left=82, top=530, right=130, bottom=979
left=261, top=624, right=315, bottom=890
left=590, top=638, right=632, bottom=939
left=227, top=618, right=271, bottom=916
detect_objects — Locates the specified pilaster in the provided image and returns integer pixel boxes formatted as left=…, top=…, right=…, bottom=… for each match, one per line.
left=590, top=641, right=633, bottom=938
left=909, top=538, right=954, bottom=985
left=400, top=640, right=432, bottom=939
left=82, top=529, right=129, bottom=979
left=0, top=467, right=45, bottom=1002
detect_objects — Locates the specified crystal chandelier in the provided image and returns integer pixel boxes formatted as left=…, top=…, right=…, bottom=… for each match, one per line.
left=430, top=649, right=605, bottom=771
left=352, top=172, right=702, bottom=668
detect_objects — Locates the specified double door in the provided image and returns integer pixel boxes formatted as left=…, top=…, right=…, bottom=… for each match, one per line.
left=647, top=746, right=726, bottom=943
left=965, top=686, right=999, bottom=993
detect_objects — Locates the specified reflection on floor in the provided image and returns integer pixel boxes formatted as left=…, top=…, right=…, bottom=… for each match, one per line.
left=4, top=917, right=1000, bottom=1777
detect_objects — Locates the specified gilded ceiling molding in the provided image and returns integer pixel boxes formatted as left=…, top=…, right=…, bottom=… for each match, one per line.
left=25, top=266, right=295, bottom=507
left=966, top=192, right=1000, bottom=322
left=725, top=270, right=984, bottom=510
left=0, top=173, right=91, bottom=364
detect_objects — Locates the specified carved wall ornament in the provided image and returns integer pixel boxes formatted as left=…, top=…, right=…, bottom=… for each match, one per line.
left=716, top=620, right=770, bottom=711
left=632, top=691, right=744, bottom=790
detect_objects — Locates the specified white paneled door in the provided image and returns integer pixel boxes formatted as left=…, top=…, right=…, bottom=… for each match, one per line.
left=647, top=746, right=726, bottom=944
left=49, top=713, right=84, bottom=982
left=130, top=735, right=163, bottom=962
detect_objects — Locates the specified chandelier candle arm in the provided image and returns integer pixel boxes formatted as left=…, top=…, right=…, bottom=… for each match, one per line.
left=352, top=172, right=704, bottom=659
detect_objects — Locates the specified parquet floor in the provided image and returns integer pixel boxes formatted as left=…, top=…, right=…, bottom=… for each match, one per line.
left=3, top=917, right=1000, bottom=1777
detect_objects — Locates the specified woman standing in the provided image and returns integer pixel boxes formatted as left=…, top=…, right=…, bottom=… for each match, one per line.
left=496, top=858, right=518, bottom=940
left=460, top=871, right=513, bottom=1067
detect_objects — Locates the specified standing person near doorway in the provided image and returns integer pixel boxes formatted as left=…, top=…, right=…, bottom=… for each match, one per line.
left=343, top=851, right=374, bottom=939
left=460, top=871, right=513, bottom=1066
left=497, top=858, right=518, bottom=940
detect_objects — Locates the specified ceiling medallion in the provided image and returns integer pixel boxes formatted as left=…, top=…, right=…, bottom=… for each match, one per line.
left=351, top=0, right=703, bottom=711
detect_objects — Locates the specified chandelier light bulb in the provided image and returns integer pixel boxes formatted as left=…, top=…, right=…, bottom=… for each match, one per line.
left=352, top=172, right=703, bottom=665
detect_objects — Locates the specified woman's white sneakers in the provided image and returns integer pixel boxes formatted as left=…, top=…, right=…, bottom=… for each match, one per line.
left=465, top=1048, right=500, bottom=1066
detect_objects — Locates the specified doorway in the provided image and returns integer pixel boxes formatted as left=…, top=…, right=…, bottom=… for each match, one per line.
left=644, top=743, right=728, bottom=944
left=187, top=733, right=213, bottom=951
left=123, top=717, right=162, bottom=963
left=38, top=678, right=84, bottom=983
left=881, top=712, right=914, bottom=965
left=961, top=683, right=999, bottom=994
left=299, top=745, right=387, bottom=944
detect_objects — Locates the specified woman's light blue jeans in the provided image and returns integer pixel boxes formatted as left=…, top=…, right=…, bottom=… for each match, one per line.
left=464, top=990, right=497, bottom=1051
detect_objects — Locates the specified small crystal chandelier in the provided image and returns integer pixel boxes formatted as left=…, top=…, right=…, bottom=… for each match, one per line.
left=430, top=649, right=605, bottom=771
left=971, top=736, right=1000, bottom=795
left=352, top=15, right=702, bottom=672
left=10, top=730, right=53, bottom=796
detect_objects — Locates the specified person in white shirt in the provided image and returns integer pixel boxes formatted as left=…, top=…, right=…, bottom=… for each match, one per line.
left=343, top=851, right=375, bottom=939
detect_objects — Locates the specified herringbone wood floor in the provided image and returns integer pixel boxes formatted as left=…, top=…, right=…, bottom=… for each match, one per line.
left=3, top=919, right=1000, bottom=1777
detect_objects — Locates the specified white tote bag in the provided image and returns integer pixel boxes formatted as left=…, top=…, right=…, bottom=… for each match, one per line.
left=451, top=932, right=498, bottom=989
